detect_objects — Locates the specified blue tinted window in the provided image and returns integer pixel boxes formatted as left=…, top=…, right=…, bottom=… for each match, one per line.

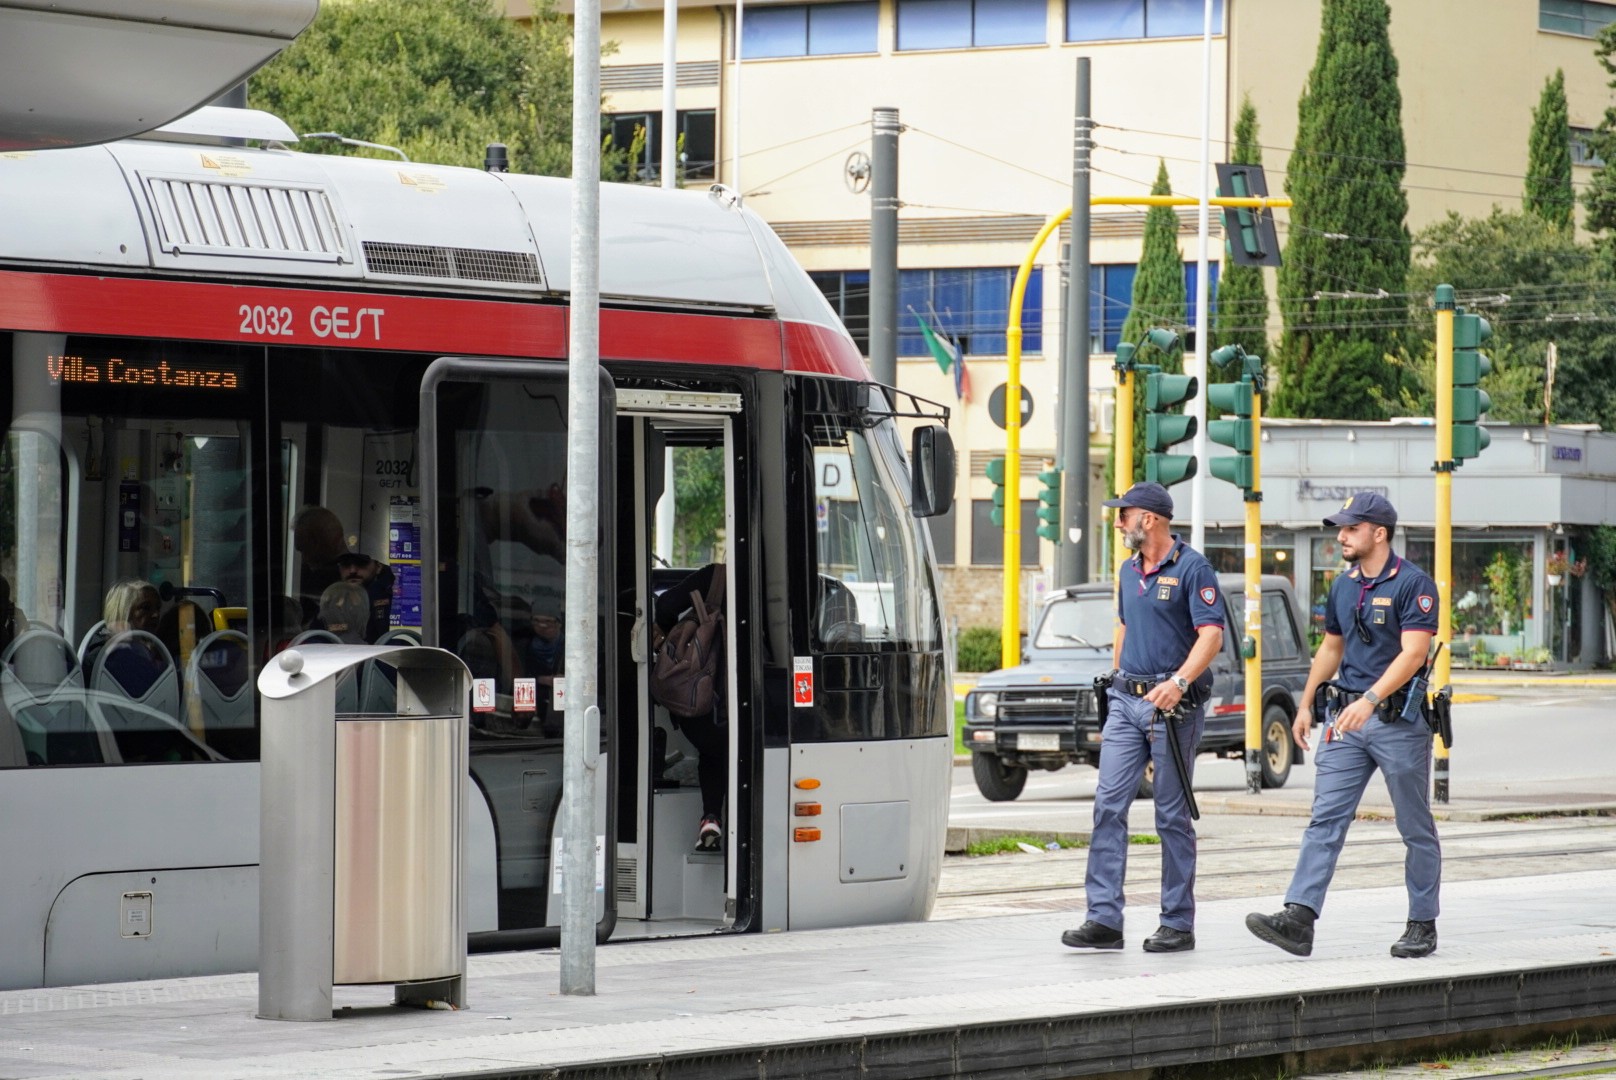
left=975, top=0, right=1047, bottom=45
left=1183, top=261, right=1220, bottom=328
left=898, top=0, right=973, bottom=50
left=1067, top=0, right=1144, bottom=41
left=742, top=6, right=807, bottom=58
left=898, top=268, right=1042, bottom=357
left=1089, top=264, right=1136, bottom=352
left=809, top=2, right=879, bottom=54
left=1147, top=0, right=1223, bottom=37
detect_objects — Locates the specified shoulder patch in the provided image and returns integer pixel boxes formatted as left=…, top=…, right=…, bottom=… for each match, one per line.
left=1417, top=594, right=1434, bottom=614
left=1199, top=586, right=1218, bottom=605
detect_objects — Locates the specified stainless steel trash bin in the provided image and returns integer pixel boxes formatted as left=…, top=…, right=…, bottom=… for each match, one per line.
left=257, top=645, right=469, bottom=1022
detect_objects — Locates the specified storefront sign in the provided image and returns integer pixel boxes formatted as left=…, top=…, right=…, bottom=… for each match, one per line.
left=1295, top=480, right=1391, bottom=502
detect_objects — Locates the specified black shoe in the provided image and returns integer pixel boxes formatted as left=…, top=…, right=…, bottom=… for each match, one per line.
left=1060, top=920, right=1124, bottom=950
left=1390, top=919, right=1437, bottom=958
left=1142, top=926, right=1195, bottom=953
left=1245, top=904, right=1316, bottom=957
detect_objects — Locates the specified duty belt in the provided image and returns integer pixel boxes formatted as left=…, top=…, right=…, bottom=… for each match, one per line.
left=1119, top=677, right=1161, bottom=697
left=1325, top=684, right=1408, bottom=720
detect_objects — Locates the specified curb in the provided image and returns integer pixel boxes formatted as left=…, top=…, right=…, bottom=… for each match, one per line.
left=945, top=826, right=1090, bottom=854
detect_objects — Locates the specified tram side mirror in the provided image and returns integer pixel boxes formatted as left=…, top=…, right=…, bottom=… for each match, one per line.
left=910, top=425, right=955, bottom=518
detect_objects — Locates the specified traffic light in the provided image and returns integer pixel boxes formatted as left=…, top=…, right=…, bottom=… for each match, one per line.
left=1452, top=311, right=1492, bottom=464
left=1143, top=371, right=1198, bottom=487
left=1215, top=164, right=1283, bottom=268
left=986, top=456, right=1007, bottom=527
left=1035, top=464, right=1061, bottom=544
left=1206, top=353, right=1257, bottom=492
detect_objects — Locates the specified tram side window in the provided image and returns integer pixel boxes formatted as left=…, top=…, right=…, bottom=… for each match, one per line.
left=809, top=411, right=940, bottom=653
left=0, top=333, right=259, bottom=767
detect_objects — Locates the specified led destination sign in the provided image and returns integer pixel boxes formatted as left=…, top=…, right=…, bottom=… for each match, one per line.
left=46, top=353, right=242, bottom=391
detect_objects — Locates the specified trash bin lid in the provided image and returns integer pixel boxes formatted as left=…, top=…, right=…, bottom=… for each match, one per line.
left=256, top=644, right=469, bottom=700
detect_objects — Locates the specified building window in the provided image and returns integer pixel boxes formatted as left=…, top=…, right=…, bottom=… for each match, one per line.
left=1541, top=0, right=1616, bottom=36
left=742, top=2, right=879, bottom=58
left=1572, top=126, right=1607, bottom=167
left=899, top=267, right=1042, bottom=357
left=1089, top=262, right=1218, bottom=354
left=811, top=270, right=870, bottom=355
left=1066, top=0, right=1224, bottom=42
left=603, top=109, right=717, bottom=182
left=970, top=499, right=1039, bottom=566
left=897, top=0, right=1046, bottom=51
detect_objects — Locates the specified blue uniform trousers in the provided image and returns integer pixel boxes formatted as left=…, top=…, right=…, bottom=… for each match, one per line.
left=1085, top=686, right=1204, bottom=933
left=1285, top=707, right=1441, bottom=921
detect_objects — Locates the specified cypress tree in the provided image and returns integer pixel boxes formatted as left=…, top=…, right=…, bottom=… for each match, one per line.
left=1583, top=24, right=1616, bottom=261
left=1272, top=0, right=1410, bottom=420
left=1525, top=69, right=1573, bottom=230
left=1212, top=96, right=1270, bottom=404
left=1117, top=161, right=1187, bottom=483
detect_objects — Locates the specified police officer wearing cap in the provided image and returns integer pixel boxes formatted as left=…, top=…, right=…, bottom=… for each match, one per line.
left=1062, top=482, right=1224, bottom=953
left=1246, top=491, right=1442, bottom=959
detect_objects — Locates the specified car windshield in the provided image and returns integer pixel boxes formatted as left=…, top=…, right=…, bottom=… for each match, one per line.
left=1032, top=594, right=1113, bottom=650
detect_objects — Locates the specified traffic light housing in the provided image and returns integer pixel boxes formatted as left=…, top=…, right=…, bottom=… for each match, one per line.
left=1206, top=343, right=1260, bottom=493
left=1143, top=371, right=1198, bottom=487
left=986, top=456, right=1007, bottom=528
left=1035, top=464, right=1061, bottom=544
left=1452, top=311, right=1492, bottom=464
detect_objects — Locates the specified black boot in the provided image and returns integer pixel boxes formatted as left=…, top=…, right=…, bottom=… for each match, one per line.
left=1245, top=903, right=1316, bottom=957
left=1060, top=920, right=1123, bottom=950
left=1390, top=919, right=1437, bottom=958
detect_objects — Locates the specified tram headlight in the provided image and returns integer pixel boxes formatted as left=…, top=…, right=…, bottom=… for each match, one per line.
left=969, top=691, right=999, bottom=720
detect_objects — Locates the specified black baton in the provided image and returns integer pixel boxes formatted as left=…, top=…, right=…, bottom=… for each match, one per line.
left=1159, top=704, right=1200, bottom=821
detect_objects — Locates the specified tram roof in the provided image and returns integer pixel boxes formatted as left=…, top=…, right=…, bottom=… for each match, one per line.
left=0, top=108, right=850, bottom=334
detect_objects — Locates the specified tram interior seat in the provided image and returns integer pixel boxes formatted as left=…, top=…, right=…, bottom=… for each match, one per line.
left=356, top=630, right=421, bottom=714
left=76, top=620, right=108, bottom=667
left=2, top=629, right=117, bottom=765
left=186, top=629, right=251, bottom=733
left=286, top=629, right=360, bottom=714
left=818, top=574, right=864, bottom=647
left=88, top=629, right=219, bottom=762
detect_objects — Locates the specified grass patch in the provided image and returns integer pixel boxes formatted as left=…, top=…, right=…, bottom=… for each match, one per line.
left=965, top=834, right=1087, bottom=856
left=954, top=699, right=966, bottom=754
left=1128, top=834, right=1161, bottom=845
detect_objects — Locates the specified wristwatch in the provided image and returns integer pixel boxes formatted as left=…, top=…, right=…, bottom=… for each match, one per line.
left=1363, top=689, right=1382, bottom=707
left=1171, top=675, right=1189, bottom=693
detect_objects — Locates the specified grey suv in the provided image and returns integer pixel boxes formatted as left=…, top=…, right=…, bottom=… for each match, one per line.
left=962, top=574, right=1310, bottom=801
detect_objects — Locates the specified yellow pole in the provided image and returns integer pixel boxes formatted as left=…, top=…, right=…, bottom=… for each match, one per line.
left=1243, top=385, right=1263, bottom=793
left=1433, top=285, right=1455, bottom=802
left=1003, top=211, right=1071, bottom=669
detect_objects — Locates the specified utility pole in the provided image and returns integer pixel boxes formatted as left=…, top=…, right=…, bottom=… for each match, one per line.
left=561, top=0, right=602, bottom=996
left=1057, top=58, right=1092, bottom=586
left=869, top=106, right=900, bottom=387
left=660, top=0, right=677, bottom=189
left=1188, top=0, right=1215, bottom=552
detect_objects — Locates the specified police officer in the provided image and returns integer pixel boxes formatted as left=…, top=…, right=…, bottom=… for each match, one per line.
left=1246, top=492, right=1441, bottom=959
left=1062, top=482, right=1224, bottom=953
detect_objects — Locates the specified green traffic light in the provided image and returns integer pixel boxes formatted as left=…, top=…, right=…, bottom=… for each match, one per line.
left=990, top=507, right=1005, bottom=527
left=1207, top=417, right=1255, bottom=453
left=1144, top=327, right=1181, bottom=353
left=1146, top=413, right=1198, bottom=452
left=1207, top=380, right=1253, bottom=416
left=1145, top=372, right=1199, bottom=410
left=1453, top=425, right=1491, bottom=460
left=1453, top=311, right=1492, bottom=349
left=1145, top=453, right=1197, bottom=487
left=985, top=457, right=1006, bottom=484
left=1210, top=455, right=1256, bottom=489
left=1453, top=386, right=1491, bottom=424
left=1454, top=349, right=1491, bottom=384
left=1036, top=504, right=1060, bottom=525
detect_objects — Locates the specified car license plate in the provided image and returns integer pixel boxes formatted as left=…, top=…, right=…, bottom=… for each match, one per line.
left=1018, top=733, right=1060, bottom=751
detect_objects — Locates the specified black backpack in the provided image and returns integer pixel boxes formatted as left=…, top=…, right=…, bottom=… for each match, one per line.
left=649, top=566, right=726, bottom=720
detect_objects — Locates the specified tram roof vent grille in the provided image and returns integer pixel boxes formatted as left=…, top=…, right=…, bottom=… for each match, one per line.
left=143, top=175, right=348, bottom=262
left=362, top=241, right=542, bottom=285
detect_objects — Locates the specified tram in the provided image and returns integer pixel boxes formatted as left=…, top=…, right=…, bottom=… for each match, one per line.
left=0, top=107, right=956, bottom=990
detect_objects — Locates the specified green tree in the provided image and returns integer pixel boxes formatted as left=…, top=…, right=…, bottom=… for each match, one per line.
left=1584, top=24, right=1616, bottom=261
left=1397, top=209, right=1616, bottom=427
left=1116, top=161, right=1187, bottom=484
left=251, top=0, right=626, bottom=178
left=1212, top=96, right=1271, bottom=410
left=1273, top=0, right=1410, bottom=420
left=1526, top=69, right=1574, bottom=230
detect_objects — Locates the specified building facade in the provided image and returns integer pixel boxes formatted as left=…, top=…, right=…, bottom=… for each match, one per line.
left=515, top=0, right=1616, bottom=640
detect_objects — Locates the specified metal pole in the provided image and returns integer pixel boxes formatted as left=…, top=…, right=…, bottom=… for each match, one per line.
left=731, top=0, right=743, bottom=196
left=1188, top=0, right=1214, bottom=552
left=869, top=106, right=900, bottom=386
left=661, top=0, right=677, bottom=188
left=1113, top=364, right=1133, bottom=582
left=1432, top=285, right=1455, bottom=804
left=561, top=0, right=603, bottom=995
left=1058, top=58, right=1093, bottom=586
left=1243, top=379, right=1263, bottom=793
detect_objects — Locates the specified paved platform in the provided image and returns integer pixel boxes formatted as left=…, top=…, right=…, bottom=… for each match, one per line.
left=3, top=871, right=1614, bottom=1079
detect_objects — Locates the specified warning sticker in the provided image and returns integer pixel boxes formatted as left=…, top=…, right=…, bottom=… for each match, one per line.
left=199, top=152, right=253, bottom=177
left=513, top=677, right=537, bottom=713
left=793, top=657, right=814, bottom=707
left=472, top=677, right=496, bottom=713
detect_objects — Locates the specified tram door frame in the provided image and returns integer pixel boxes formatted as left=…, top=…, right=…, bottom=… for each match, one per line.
left=616, top=390, right=740, bottom=928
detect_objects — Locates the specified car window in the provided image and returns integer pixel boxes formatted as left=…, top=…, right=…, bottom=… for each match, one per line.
left=1262, top=591, right=1300, bottom=661
left=1033, top=595, right=1112, bottom=649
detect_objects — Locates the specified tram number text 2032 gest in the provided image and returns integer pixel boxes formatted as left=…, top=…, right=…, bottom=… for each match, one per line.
left=237, top=303, right=385, bottom=341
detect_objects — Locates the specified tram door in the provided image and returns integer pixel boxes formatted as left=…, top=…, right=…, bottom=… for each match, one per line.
left=420, top=359, right=615, bottom=934
left=612, top=391, right=740, bottom=934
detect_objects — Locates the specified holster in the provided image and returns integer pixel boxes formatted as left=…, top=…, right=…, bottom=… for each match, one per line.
left=1092, top=671, right=1114, bottom=730
left=1430, top=685, right=1455, bottom=747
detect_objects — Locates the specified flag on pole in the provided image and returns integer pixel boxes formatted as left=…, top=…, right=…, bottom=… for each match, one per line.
left=915, top=313, right=970, bottom=402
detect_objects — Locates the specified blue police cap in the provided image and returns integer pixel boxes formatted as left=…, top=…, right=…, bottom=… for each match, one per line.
left=1322, top=491, right=1398, bottom=529
left=1103, top=481, right=1174, bottom=519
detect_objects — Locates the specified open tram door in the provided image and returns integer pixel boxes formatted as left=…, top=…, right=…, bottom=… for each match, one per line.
left=610, top=389, right=745, bottom=938
left=420, top=358, right=618, bottom=945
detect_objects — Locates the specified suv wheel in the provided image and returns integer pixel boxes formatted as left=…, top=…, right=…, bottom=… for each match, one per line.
left=971, top=751, right=1028, bottom=801
left=1260, top=702, right=1295, bottom=788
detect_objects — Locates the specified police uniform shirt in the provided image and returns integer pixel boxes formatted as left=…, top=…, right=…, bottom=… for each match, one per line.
left=1117, top=537, right=1225, bottom=688
left=1324, top=554, right=1439, bottom=692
